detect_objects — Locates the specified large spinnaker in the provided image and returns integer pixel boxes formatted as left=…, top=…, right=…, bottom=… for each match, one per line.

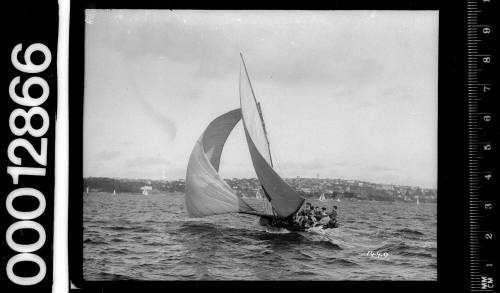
left=239, top=54, right=305, bottom=218
left=185, top=109, right=272, bottom=217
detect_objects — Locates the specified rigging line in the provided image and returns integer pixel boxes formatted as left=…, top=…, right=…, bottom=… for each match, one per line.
left=268, top=130, right=303, bottom=202
left=258, top=104, right=282, bottom=174
left=257, top=102, right=274, bottom=167
left=266, top=126, right=283, bottom=175
left=266, top=121, right=301, bottom=197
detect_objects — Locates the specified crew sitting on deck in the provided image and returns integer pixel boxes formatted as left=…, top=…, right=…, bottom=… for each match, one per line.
left=295, top=207, right=309, bottom=227
left=266, top=203, right=338, bottom=230
left=321, top=207, right=328, bottom=216
left=317, top=213, right=331, bottom=226
left=312, top=207, right=329, bottom=227
left=325, top=206, right=338, bottom=228
left=313, top=207, right=323, bottom=221
left=296, top=204, right=311, bottom=226
left=330, top=205, right=338, bottom=219
left=293, top=203, right=339, bottom=229
left=297, top=203, right=312, bottom=222
left=304, top=202, right=312, bottom=213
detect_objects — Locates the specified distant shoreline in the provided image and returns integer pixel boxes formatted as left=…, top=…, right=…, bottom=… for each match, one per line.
left=84, top=190, right=437, bottom=205
left=83, top=177, right=437, bottom=203
left=83, top=176, right=436, bottom=190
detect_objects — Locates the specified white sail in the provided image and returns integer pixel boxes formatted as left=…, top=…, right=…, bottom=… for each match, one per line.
left=239, top=54, right=304, bottom=218
left=239, top=56, right=273, bottom=166
left=319, top=193, right=326, bottom=201
left=141, top=186, right=152, bottom=195
left=185, top=109, right=272, bottom=217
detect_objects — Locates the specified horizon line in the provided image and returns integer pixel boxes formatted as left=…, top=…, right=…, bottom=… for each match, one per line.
left=83, top=175, right=437, bottom=190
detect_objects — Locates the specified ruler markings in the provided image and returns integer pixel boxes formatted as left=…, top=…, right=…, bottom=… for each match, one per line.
left=468, top=2, right=495, bottom=292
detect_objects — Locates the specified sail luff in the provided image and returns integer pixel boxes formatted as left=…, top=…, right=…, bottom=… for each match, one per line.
left=239, top=53, right=274, bottom=166
left=239, top=53, right=273, bottom=166
left=240, top=53, right=259, bottom=111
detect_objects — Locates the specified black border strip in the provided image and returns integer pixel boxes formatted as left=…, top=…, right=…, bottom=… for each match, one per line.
left=2, top=1, right=58, bottom=292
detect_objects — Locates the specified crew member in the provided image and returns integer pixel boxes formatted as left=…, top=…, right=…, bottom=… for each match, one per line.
left=313, top=206, right=323, bottom=221
left=326, top=206, right=338, bottom=228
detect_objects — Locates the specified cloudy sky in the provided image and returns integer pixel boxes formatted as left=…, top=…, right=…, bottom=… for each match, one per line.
left=83, top=10, right=438, bottom=188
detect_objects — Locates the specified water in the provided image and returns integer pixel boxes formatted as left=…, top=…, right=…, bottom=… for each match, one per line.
left=83, top=192, right=436, bottom=281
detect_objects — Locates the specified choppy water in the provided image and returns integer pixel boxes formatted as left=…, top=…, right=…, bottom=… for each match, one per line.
left=83, top=192, right=436, bottom=280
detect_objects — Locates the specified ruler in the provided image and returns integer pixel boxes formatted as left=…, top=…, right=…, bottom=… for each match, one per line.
left=467, top=0, right=498, bottom=292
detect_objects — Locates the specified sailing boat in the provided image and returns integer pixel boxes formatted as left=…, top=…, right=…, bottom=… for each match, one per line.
left=318, top=192, right=326, bottom=202
left=255, top=188, right=264, bottom=200
left=185, top=54, right=304, bottom=219
left=141, top=185, right=152, bottom=196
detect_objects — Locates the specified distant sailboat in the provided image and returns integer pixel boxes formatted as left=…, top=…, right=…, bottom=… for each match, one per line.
left=255, top=188, right=264, bottom=200
left=318, top=193, right=326, bottom=202
left=113, top=189, right=116, bottom=195
left=185, top=54, right=304, bottom=219
left=141, top=185, right=152, bottom=196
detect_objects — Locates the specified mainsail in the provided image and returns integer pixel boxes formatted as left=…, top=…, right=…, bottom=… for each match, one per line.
left=185, top=109, right=273, bottom=217
left=239, top=54, right=304, bottom=218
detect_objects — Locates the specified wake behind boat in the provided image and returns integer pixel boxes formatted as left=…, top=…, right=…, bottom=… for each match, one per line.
left=185, top=54, right=338, bottom=232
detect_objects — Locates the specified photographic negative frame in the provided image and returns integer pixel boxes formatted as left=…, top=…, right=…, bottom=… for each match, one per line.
left=65, top=0, right=482, bottom=292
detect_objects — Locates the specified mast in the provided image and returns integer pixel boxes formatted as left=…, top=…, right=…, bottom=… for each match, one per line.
left=240, top=53, right=274, bottom=167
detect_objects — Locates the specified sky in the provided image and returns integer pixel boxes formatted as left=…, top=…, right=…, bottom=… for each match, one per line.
left=83, top=10, right=438, bottom=188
